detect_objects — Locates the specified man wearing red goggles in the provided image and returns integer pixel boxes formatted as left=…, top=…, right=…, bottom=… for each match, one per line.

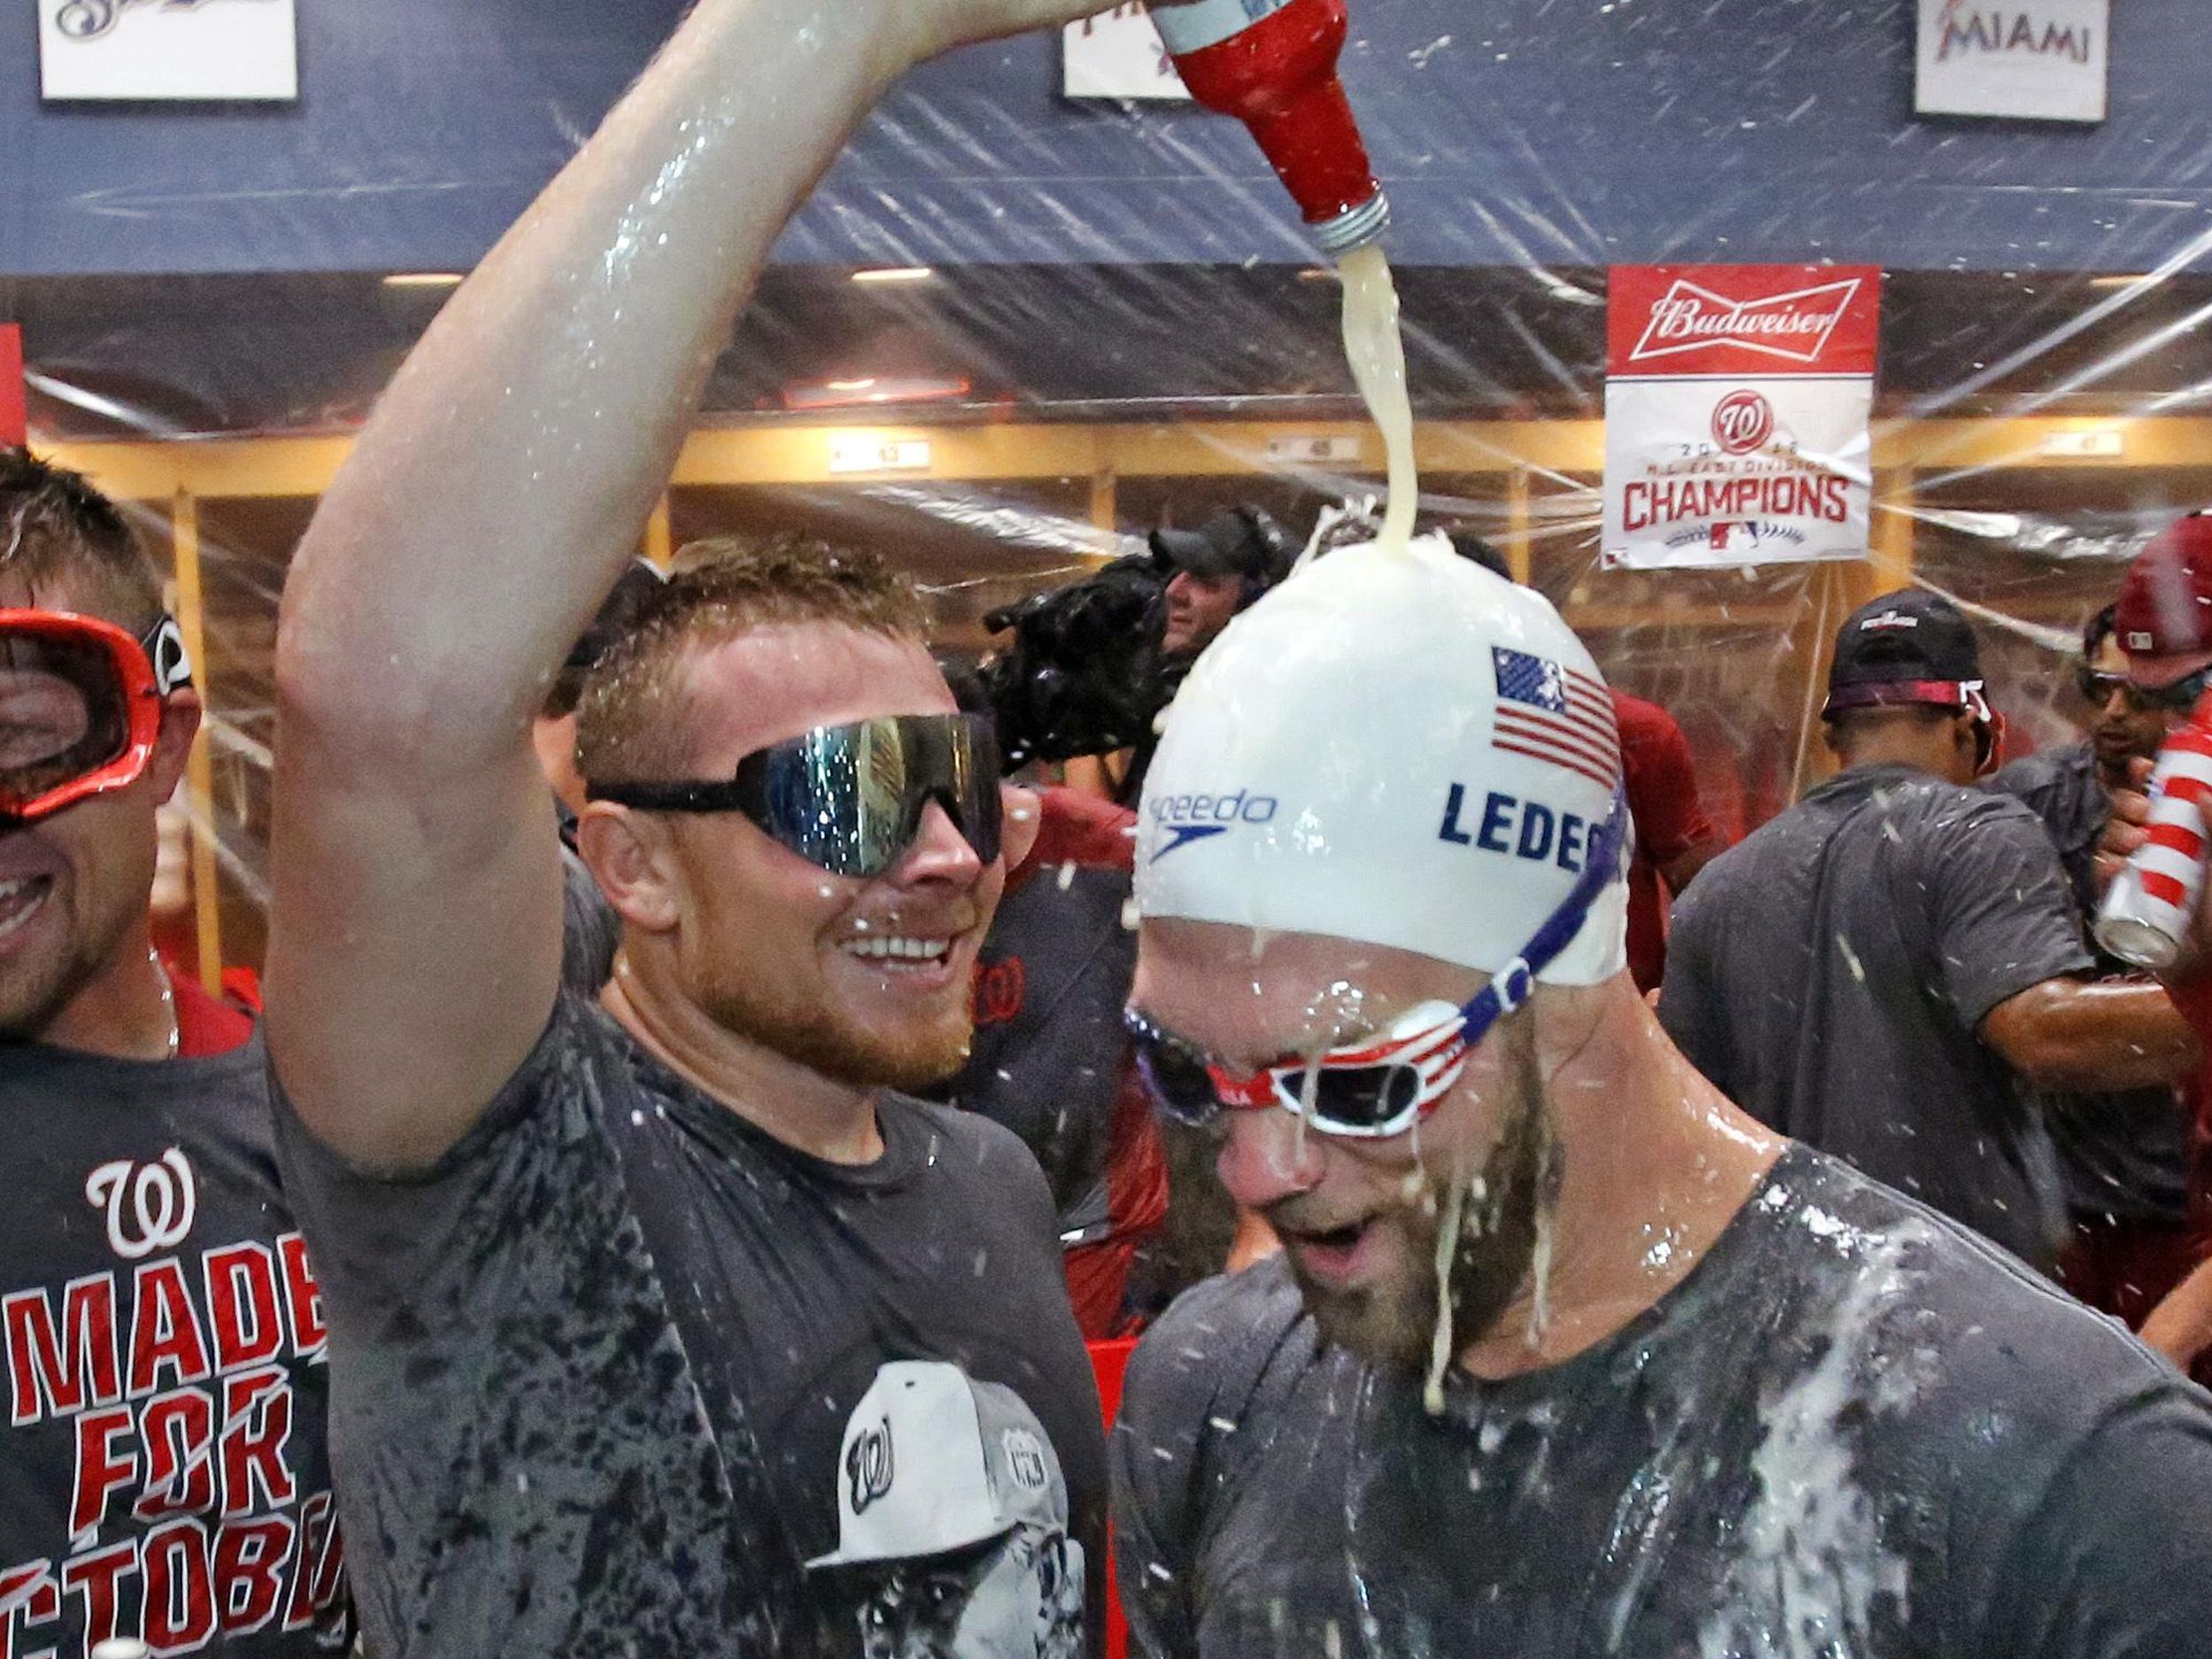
left=0, top=448, right=350, bottom=1654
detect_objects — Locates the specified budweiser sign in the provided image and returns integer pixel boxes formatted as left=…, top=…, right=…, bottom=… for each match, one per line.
left=1602, top=265, right=1880, bottom=570
left=1608, top=265, right=1882, bottom=380
left=1628, top=279, right=1863, bottom=367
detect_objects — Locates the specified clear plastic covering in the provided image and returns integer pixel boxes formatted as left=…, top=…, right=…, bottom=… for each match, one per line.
left=6, top=0, right=2211, bottom=979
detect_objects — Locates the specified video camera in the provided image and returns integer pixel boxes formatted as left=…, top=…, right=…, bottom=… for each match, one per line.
left=979, top=551, right=1174, bottom=770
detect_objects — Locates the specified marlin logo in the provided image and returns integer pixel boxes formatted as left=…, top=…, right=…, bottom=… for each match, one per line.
left=1148, top=788, right=1279, bottom=863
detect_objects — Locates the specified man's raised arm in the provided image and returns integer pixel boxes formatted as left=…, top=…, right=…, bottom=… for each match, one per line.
left=269, top=0, right=1109, bottom=1168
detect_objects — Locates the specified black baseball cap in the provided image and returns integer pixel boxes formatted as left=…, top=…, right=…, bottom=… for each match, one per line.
left=565, top=559, right=667, bottom=675
left=1149, top=508, right=1293, bottom=587
left=1823, top=589, right=1986, bottom=718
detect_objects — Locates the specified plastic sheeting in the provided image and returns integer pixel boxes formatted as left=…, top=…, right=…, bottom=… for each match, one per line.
left=5, top=0, right=2212, bottom=974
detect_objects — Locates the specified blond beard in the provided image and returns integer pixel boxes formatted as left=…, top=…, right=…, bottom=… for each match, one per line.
left=1286, top=1011, right=1560, bottom=1373
left=697, top=966, right=974, bottom=1093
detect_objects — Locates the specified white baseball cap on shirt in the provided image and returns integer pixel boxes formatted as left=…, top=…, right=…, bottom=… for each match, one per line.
left=805, top=1361, right=1068, bottom=1571
left=1134, top=534, right=1630, bottom=986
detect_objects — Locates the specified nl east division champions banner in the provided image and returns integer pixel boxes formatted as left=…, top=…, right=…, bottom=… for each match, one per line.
left=1602, top=265, right=1881, bottom=571
left=0, top=328, right=23, bottom=449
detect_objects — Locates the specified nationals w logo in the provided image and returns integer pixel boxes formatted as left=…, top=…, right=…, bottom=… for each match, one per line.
left=845, top=1416, right=895, bottom=1515
left=83, top=1148, right=197, bottom=1261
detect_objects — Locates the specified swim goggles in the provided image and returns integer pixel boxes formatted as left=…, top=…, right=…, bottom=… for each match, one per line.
left=1125, top=791, right=1627, bottom=1139
left=0, top=609, right=192, bottom=823
left=587, top=711, right=1002, bottom=879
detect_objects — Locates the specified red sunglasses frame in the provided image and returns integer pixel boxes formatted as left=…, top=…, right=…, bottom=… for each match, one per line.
left=0, top=609, right=190, bottom=823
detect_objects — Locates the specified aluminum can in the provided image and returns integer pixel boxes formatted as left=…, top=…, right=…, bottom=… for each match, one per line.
left=2096, top=701, right=2212, bottom=969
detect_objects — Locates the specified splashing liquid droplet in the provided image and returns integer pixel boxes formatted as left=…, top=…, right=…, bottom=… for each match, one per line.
left=1337, top=243, right=1419, bottom=555
left=1425, top=1165, right=1469, bottom=1416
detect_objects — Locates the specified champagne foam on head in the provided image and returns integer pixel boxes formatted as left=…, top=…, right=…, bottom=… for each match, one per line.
left=1339, top=244, right=1419, bottom=555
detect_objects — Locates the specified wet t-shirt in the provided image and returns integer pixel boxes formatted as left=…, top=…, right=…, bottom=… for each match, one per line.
left=1112, top=1148, right=2212, bottom=1659
left=0, top=1000, right=349, bottom=1658
left=1989, top=739, right=2193, bottom=1225
left=273, top=992, right=1107, bottom=1659
left=1662, top=764, right=2091, bottom=1266
left=934, top=788, right=1141, bottom=1243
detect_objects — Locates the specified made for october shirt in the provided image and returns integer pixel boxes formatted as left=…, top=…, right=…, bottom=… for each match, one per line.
left=0, top=985, right=349, bottom=1659
left=1111, top=1147, right=2212, bottom=1659
left=1660, top=763, right=2091, bottom=1266
left=272, top=991, right=1108, bottom=1659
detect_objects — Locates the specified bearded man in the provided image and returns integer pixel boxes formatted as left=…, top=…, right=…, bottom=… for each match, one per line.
left=262, top=0, right=1115, bottom=1651
left=1110, top=537, right=2212, bottom=1659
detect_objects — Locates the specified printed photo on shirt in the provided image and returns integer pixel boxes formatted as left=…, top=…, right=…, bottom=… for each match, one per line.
left=807, top=1361, right=1086, bottom=1659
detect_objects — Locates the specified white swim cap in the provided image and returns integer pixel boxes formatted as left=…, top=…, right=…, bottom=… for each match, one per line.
left=1136, top=535, right=1629, bottom=986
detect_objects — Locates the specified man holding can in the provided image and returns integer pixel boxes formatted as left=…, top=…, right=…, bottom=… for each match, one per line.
left=1663, top=589, right=2198, bottom=1272
left=2098, top=509, right=2212, bottom=1373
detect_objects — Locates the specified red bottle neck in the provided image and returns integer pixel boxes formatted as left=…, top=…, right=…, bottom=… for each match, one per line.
left=1168, top=0, right=1383, bottom=227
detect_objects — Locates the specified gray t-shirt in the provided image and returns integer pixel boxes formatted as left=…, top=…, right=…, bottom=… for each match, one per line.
left=1111, top=1147, right=2212, bottom=1659
left=1988, top=739, right=2192, bottom=1225
left=0, top=1023, right=351, bottom=1657
left=1661, top=764, right=2092, bottom=1266
left=273, top=993, right=1107, bottom=1659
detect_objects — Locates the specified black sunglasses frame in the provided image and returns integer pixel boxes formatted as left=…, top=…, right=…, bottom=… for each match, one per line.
left=586, top=712, right=1002, bottom=879
left=2077, top=663, right=2208, bottom=713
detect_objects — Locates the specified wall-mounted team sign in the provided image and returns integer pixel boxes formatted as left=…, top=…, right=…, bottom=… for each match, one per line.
left=1601, top=265, right=1882, bottom=571
left=0, top=326, right=23, bottom=448
left=1063, top=4, right=1191, bottom=101
left=39, top=0, right=298, bottom=103
left=1915, top=0, right=2108, bottom=123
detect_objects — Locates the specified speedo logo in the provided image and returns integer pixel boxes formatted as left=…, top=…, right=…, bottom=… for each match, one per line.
left=1149, top=789, right=1279, bottom=861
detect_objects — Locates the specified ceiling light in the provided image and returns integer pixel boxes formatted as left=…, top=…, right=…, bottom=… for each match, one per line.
left=851, top=267, right=935, bottom=286
left=2090, top=273, right=2154, bottom=288
left=782, top=373, right=971, bottom=411
left=382, top=273, right=465, bottom=289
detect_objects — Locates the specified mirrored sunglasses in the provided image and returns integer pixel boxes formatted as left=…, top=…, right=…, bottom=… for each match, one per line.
left=586, top=711, right=1002, bottom=879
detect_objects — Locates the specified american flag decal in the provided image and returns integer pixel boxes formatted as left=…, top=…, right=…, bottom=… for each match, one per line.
left=1491, top=648, right=1620, bottom=789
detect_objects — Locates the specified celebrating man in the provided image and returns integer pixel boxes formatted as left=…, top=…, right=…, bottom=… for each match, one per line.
left=0, top=449, right=348, bottom=1656
left=1111, top=538, right=2212, bottom=1657
left=265, top=1, right=1115, bottom=1654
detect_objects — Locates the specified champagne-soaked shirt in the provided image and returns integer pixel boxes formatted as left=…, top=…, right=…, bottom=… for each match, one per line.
left=273, top=992, right=1108, bottom=1659
left=1662, top=764, right=2091, bottom=1267
left=1112, top=1148, right=2212, bottom=1659
left=0, top=986, right=349, bottom=1659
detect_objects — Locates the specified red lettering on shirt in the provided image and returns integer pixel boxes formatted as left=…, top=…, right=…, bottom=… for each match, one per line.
left=5, top=1227, right=343, bottom=1655
left=60, top=1538, right=136, bottom=1649
left=140, top=1518, right=215, bottom=1656
left=280, top=1492, right=342, bottom=1632
left=134, top=1388, right=218, bottom=1525
left=275, top=1236, right=326, bottom=1360
left=201, top=1244, right=284, bottom=1373
left=218, top=1369, right=295, bottom=1518
left=0, top=1559, right=61, bottom=1659
left=211, top=1516, right=291, bottom=1637
left=69, top=1409, right=137, bottom=1543
left=6, top=1275, right=121, bottom=1427
left=126, top=1263, right=212, bottom=1400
